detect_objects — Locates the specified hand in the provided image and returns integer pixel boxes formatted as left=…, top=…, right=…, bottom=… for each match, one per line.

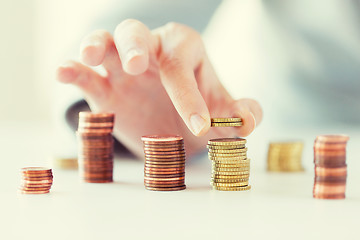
left=56, top=19, right=262, bottom=158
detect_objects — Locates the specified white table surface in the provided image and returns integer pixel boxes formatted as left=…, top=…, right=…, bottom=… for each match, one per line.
left=1, top=122, right=359, bottom=240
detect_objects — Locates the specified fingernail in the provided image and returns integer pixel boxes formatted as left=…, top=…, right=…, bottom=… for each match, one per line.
left=250, top=112, right=257, bottom=127
left=125, top=48, right=144, bottom=63
left=190, top=114, right=206, bottom=136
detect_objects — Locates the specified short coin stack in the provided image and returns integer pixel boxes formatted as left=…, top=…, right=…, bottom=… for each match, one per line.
left=267, top=141, right=304, bottom=172
left=53, top=157, right=78, bottom=169
left=19, top=167, right=53, bottom=194
left=313, top=135, right=349, bottom=199
left=208, top=138, right=251, bottom=191
left=141, top=135, right=186, bottom=191
left=77, top=112, right=115, bottom=183
left=211, top=118, right=242, bottom=127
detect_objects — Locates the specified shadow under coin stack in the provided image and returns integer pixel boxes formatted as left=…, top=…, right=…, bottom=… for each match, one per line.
left=267, top=141, right=304, bottom=172
left=313, top=135, right=349, bottom=199
left=19, top=167, right=53, bottom=194
left=141, top=135, right=186, bottom=191
left=208, top=138, right=251, bottom=191
left=77, top=112, right=115, bottom=183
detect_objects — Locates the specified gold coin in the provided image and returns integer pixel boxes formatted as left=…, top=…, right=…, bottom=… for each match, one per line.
left=208, top=152, right=247, bottom=158
left=213, top=163, right=250, bottom=168
left=211, top=178, right=248, bottom=183
left=207, top=144, right=246, bottom=150
left=211, top=118, right=242, bottom=123
left=208, top=148, right=247, bottom=154
left=211, top=181, right=249, bottom=187
left=211, top=159, right=249, bottom=164
left=208, top=138, right=246, bottom=146
left=213, top=185, right=251, bottom=191
left=212, top=175, right=250, bottom=180
left=212, top=170, right=250, bottom=176
left=212, top=167, right=250, bottom=172
left=53, top=157, right=78, bottom=169
left=211, top=122, right=242, bottom=127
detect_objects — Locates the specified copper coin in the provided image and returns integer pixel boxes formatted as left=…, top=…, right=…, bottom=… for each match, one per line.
left=145, top=185, right=186, bottom=191
left=313, top=183, right=346, bottom=194
left=143, top=150, right=185, bottom=155
left=315, top=135, right=349, bottom=143
left=144, top=173, right=185, bottom=177
left=314, top=176, right=347, bottom=183
left=143, top=145, right=184, bottom=150
left=144, top=161, right=185, bottom=166
left=314, top=142, right=347, bottom=151
left=145, top=164, right=185, bottom=169
left=314, top=154, right=346, bottom=162
left=20, top=190, right=50, bottom=194
left=144, top=170, right=185, bottom=175
left=20, top=167, right=52, bottom=173
left=144, top=179, right=185, bottom=184
left=144, top=156, right=185, bottom=161
left=315, top=166, right=347, bottom=176
left=144, top=183, right=184, bottom=188
left=141, top=134, right=183, bottom=141
left=313, top=193, right=345, bottom=199
left=144, top=176, right=185, bottom=181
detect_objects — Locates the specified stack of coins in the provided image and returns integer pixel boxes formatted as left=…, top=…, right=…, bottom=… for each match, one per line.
left=313, top=135, right=349, bottom=199
left=208, top=138, right=251, bottom=191
left=267, top=141, right=304, bottom=172
left=77, top=112, right=115, bottom=183
left=211, top=118, right=242, bottom=127
left=19, top=167, right=53, bottom=194
left=141, top=135, right=186, bottom=191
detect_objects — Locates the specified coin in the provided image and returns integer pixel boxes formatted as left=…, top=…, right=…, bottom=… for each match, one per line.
left=212, top=167, right=250, bottom=172
left=207, top=144, right=246, bottom=150
left=145, top=185, right=186, bottom=191
left=211, top=122, right=242, bottom=127
left=211, top=182, right=249, bottom=187
left=213, top=185, right=251, bottom=191
left=208, top=148, right=247, bottom=154
left=208, top=138, right=246, bottom=146
left=211, top=118, right=242, bottom=123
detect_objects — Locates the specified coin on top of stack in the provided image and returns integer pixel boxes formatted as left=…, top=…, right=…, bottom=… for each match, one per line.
left=208, top=138, right=251, bottom=191
left=267, top=141, right=304, bottom=172
left=211, top=117, right=242, bottom=127
left=19, top=167, right=53, bottom=194
left=141, top=135, right=186, bottom=191
left=313, top=135, right=349, bottom=200
left=77, top=112, right=115, bottom=183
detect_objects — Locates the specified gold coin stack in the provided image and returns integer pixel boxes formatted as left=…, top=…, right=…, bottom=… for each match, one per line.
left=208, top=138, right=251, bottom=191
left=267, top=141, right=304, bottom=172
left=53, top=157, right=78, bottom=169
left=211, top=118, right=242, bottom=127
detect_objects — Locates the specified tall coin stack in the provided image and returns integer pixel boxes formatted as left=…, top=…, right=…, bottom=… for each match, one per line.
left=313, top=135, right=349, bottom=199
left=208, top=138, right=251, bottom=191
left=19, top=167, right=53, bottom=194
left=267, top=141, right=304, bottom=172
left=141, top=135, right=186, bottom=191
left=77, top=112, right=115, bottom=183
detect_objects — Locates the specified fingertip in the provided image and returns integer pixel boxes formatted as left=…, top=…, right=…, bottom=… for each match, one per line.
left=80, top=43, right=106, bottom=66
left=56, top=62, right=79, bottom=84
left=123, top=49, right=149, bottom=75
left=189, top=113, right=211, bottom=137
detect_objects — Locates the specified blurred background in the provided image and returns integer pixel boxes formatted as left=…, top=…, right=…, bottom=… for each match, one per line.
left=1, top=0, right=359, bottom=169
